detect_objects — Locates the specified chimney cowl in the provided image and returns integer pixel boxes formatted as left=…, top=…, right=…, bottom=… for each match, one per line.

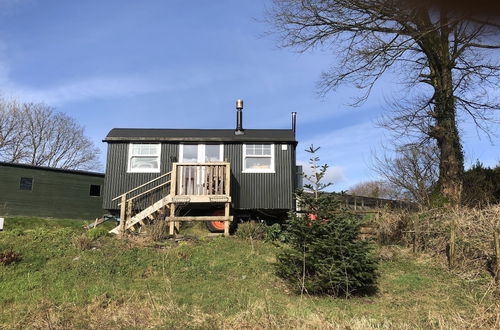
left=235, top=99, right=244, bottom=135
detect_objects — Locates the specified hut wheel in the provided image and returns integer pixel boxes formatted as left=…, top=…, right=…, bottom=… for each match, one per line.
left=206, top=209, right=225, bottom=233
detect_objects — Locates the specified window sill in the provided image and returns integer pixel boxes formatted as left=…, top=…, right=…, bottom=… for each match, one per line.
left=127, top=169, right=161, bottom=174
left=242, top=169, right=275, bottom=174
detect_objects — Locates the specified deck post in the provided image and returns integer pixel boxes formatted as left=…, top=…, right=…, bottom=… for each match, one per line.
left=224, top=201, right=230, bottom=237
left=170, top=163, right=177, bottom=196
left=169, top=203, right=176, bottom=236
left=119, top=194, right=127, bottom=235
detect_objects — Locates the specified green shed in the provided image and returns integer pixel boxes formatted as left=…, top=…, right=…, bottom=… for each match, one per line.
left=0, top=161, right=105, bottom=219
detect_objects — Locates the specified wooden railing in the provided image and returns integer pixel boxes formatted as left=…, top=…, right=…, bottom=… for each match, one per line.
left=172, top=162, right=230, bottom=196
left=112, top=162, right=231, bottom=234
left=112, top=171, right=172, bottom=232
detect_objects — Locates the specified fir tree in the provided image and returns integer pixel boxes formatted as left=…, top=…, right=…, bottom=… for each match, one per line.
left=276, top=145, right=378, bottom=297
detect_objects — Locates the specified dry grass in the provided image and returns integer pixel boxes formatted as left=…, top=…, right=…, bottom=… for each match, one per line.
left=376, top=205, right=500, bottom=279
left=71, top=234, right=93, bottom=251
left=2, top=215, right=499, bottom=329
left=8, top=294, right=499, bottom=329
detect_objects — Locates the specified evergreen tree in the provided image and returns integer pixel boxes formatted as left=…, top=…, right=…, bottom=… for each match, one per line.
left=276, top=145, right=378, bottom=297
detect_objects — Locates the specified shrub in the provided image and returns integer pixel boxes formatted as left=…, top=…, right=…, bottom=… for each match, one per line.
left=0, top=250, right=22, bottom=265
left=85, top=228, right=109, bottom=241
left=72, top=235, right=93, bottom=250
left=276, top=205, right=379, bottom=296
left=276, top=145, right=378, bottom=297
left=236, top=222, right=267, bottom=240
left=265, top=223, right=285, bottom=242
left=146, top=219, right=169, bottom=241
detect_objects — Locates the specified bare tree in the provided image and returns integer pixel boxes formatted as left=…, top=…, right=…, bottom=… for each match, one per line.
left=267, top=0, right=500, bottom=205
left=0, top=99, right=101, bottom=170
left=348, top=180, right=403, bottom=200
left=372, top=144, right=439, bottom=207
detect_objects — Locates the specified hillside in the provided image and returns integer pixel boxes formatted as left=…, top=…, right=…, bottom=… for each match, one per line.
left=0, top=217, right=498, bottom=329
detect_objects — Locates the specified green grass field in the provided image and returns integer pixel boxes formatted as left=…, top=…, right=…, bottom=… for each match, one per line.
left=0, top=216, right=498, bottom=329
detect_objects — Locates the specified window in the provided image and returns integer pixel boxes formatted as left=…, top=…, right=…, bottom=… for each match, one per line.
left=89, top=184, right=101, bottom=197
left=19, top=177, right=33, bottom=191
left=243, top=144, right=275, bottom=173
left=179, top=144, right=223, bottom=163
left=128, top=144, right=161, bottom=173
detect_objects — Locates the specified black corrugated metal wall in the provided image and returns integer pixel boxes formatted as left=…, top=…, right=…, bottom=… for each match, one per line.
left=103, top=143, right=178, bottom=210
left=224, top=143, right=294, bottom=210
left=103, top=142, right=295, bottom=211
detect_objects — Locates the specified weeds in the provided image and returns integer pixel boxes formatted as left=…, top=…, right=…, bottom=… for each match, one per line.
left=1, top=216, right=498, bottom=329
left=0, top=250, right=21, bottom=265
left=236, top=222, right=267, bottom=240
left=376, top=205, right=500, bottom=279
left=72, top=234, right=93, bottom=250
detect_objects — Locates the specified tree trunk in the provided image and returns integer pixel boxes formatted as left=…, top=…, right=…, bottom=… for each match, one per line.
left=428, top=22, right=464, bottom=205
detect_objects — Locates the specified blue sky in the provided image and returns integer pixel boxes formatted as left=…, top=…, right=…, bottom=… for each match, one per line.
left=0, top=0, right=498, bottom=191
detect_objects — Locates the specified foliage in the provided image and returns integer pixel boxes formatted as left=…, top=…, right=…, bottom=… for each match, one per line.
left=0, top=99, right=101, bottom=170
left=236, top=222, right=267, bottom=240
left=0, top=250, right=21, bottom=265
left=348, top=180, right=402, bottom=199
left=235, top=222, right=286, bottom=242
left=72, top=234, right=93, bottom=250
left=267, top=1, right=500, bottom=205
left=462, top=162, right=500, bottom=207
left=264, top=223, right=285, bottom=242
left=276, top=146, right=379, bottom=296
left=376, top=206, right=500, bottom=277
left=85, top=227, right=109, bottom=241
left=0, top=216, right=498, bottom=328
left=145, top=219, right=170, bottom=241
left=373, top=143, right=439, bottom=207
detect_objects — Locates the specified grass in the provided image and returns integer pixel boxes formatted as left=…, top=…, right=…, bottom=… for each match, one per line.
left=0, top=217, right=498, bottom=329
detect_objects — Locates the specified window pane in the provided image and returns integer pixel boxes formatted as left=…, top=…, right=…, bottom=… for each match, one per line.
left=245, top=157, right=271, bottom=169
left=205, top=145, right=221, bottom=162
left=246, top=144, right=271, bottom=156
left=262, top=145, right=271, bottom=155
left=89, top=184, right=101, bottom=197
left=245, top=145, right=255, bottom=155
left=182, top=145, right=198, bottom=162
left=130, top=157, right=159, bottom=170
left=131, top=144, right=158, bottom=156
left=20, top=177, right=33, bottom=190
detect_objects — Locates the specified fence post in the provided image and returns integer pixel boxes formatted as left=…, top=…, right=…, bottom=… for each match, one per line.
left=448, top=222, right=456, bottom=269
left=494, top=228, right=500, bottom=292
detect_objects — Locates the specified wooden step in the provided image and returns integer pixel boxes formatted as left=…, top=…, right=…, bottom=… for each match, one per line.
left=109, top=195, right=171, bottom=234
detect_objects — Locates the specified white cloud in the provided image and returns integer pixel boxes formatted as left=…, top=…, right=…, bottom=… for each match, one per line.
left=0, top=69, right=215, bottom=106
left=0, top=45, right=222, bottom=106
left=298, top=121, right=388, bottom=190
left=298, top=160, right=346, bottom=186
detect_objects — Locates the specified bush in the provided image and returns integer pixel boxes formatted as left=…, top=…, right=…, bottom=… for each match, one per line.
left=265, top=223, right=285, bottom=242
left=236, top=222, right=267, bottom=240
left=276, top=145, right=378, bottom=297
left=72, top=235, right=93, bottom=250
left=276, top=205, right=379, bottom=297
left=0, top=250, right=22, bottom=265
left=85, top=228, right=109, bottom=241
left=146, top=219, right=169, bottom=241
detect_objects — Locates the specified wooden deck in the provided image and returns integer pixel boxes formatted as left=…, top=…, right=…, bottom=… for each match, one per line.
left=110, top=162, right=232, bottom=236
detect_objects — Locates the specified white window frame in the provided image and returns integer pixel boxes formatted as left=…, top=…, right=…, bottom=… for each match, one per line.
left=179, top=144, right=224, bottom=163
left=242, top=143, right=275, bottom=173
left=127, top=143, right=161, bottom=173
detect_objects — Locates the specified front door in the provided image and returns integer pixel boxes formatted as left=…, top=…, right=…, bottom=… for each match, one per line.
left=178, top=144, right=223, bottom=194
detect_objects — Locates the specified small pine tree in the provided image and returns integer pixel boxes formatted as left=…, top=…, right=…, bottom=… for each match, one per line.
left=276, top=145, right=378, bottom=297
